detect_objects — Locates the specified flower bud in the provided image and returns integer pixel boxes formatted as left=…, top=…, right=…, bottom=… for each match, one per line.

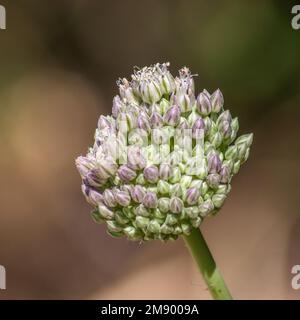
left=82, top=185, right=103, bottom=206
left=190, top=179, right=203, bottom=189
left=112, top=95, right=123, bottom=118
left=169, top=167, right=181, bottom=183
left=143, top=165, right=159, bottom=183
left=137, top=114, right=151, bottom=133
left=165, top=214, right=178, bottom=226
left=150, top=112, right=163, bottom=128
left=212, top=194, right=226, bottom=208
left=159, top=163, right=171, bottom=180
left=143, top=192, right=158, bottom=208
left=86, top=170, right=106, bottom=187
left=180, top=175, right=192, bottom=188
left=196, top=92, right=212, bottom=116
left=170, top=197, right=183, bottom=213
left=207, top=152, right=222, bottom=173
left=206, top=173, right=221, bottom=189
left=114, top=190, right=131, bottom=207
left=233, top=160, right=241, bottom=174
left=225, top=145, right=238, bottom=160
left=170, top=183, right=183, bottom=197
left=117, top=165, right=137, bottom=182
left=157, top=180, right=170, bottom=195
left=123, top=226, right=139, bottom=240
left=127, top=146, right=146, bottom=170
left=164, top=106, right=181, bottom=126
left=135, top=216, right=150, bottom=229
left=135, top=204, right=150, bottom=217
left=103, top=189, right=117, bottom=207
left=147, top=220, right=161, bottom=234
left=118, top=78, right=139, bottom=104
left=186, top=188, right=200, bottom=205
left=158, top=198, right=170, bottom=213
left=76, top=156, right=93, bottom=178
left=192, top=117, right=205, bottom=139
left=199, top=199, right=214, bottom=217
left=210, top=89, right=224, bottom=113
left=220, top=164, right=231, bottom=183
left=98, top=204, right=114, bottom=219
left=235, top=133, right=253, bottom=148
left=161, top=224, right=173, bottom=234
left=130, top=185, right=146, bottom=203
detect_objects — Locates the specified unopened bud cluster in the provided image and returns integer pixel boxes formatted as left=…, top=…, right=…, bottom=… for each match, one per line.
left=76, top=63, right=253, bottom=241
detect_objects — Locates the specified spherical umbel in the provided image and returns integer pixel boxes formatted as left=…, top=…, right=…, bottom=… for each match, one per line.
left=75, top=62, right=253, bottom=242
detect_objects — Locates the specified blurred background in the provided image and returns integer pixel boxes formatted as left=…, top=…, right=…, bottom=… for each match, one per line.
left=0, top=0, right=300, bottom=299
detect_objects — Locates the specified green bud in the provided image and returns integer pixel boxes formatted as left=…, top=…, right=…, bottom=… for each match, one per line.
left=169, top=167, right=181, bottom=183
left=158, top=197, right=170, bottom=213
left=147, top=220, right=161, bottom=234
left=212, top=194, right=227, bottom=208
left=135, top=216, right=150, bottom=229
left=225, top=145, right=238, bottom=161
left=165, top=214, right=178, bottom=225
left=107, top=220, right=123, bottom=233
left=91, top=209, right=105, bottom=224
left=191, top=217, right=202, bottom=228
left=157, top=180, right=170, bottom=195
left=181, top=223, right=192, bottom=235
left=233, top=160, right=241, bottom=174
left=180, top=175, right=192, bottom=188
left=161, top=224, right=173, bottom=234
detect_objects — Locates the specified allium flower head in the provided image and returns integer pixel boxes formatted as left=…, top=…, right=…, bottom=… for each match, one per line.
left=76, top=63, right=253, bottom=242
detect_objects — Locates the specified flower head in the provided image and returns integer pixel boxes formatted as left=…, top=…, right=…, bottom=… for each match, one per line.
left=76, top=63, right=253, bottom=241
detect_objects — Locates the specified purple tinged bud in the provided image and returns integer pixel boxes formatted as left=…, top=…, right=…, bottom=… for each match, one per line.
left=76, top=156, right=93, bottom=178
left=202, top=89, right=211, bottom=98
left=86, top=169, right=106, bottom=187
left=192, top=117, right=205, bottom=138
left=103, top=189, right=117, bottom=207
left=112, top=95, right=123, bottom=118
left=127, top=146, right=146, bottom=170
left=186, top=188, right=200, bottom=205
left=137, top=114, right=151, bottom=132
left=143, top=165, right=159, bottom=183
left=114, top=190, right=131, bottom=207
left=219, top=121, right=232, bottom=138
left=218, top=110, right=232, bottom=123
left=143, top=192, right=158, bottom=208
left=170, top=197, right=183, bottom=214
left=117, top=165, right=137, bottom=182
left=159, top=163, right=171, bottom=180
left=220, top=164, right=231, bottom=183
left=98, top=115, right=112, bottom=130
left=211, top=89, right=224, bottom=113
left=81, top=185, right=104, bottom=206
left=120, top=184, right=132, bottom=194
left=88, top=189, right=104, bottom=206
left=130, top=185, right=146, bottom=203
left=164, top=105, right=181, bottom=126
left=207, top=152, right=222, bottom=173
left=150, top=112, right=163, bottom=128
left=100, top=159, right=118, bottom=177
left=196, top=92, right=212, bottom=116
left=206, top=173, right=221, bottom=189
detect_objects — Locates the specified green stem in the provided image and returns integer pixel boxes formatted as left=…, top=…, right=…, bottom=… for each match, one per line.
left=183, top=228, right=233, bottom=300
